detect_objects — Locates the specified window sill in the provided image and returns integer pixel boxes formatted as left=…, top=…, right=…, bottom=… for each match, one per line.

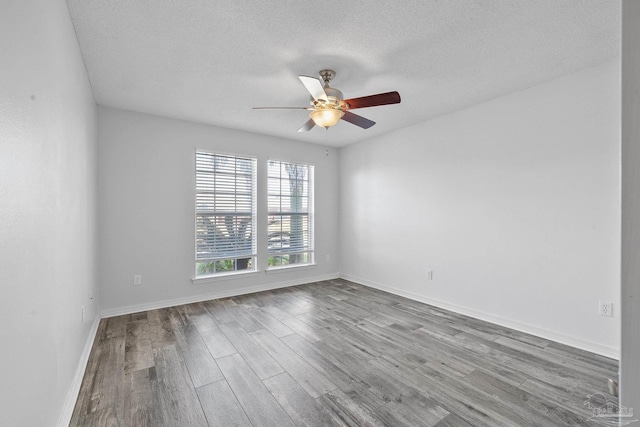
left=266, top=263, right=317, bottom=274
left=192, top=269, right=260, bottom=285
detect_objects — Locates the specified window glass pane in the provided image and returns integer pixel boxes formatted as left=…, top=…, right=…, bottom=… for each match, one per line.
left=195, top=152, right=257, bottom=276
left=267, top=160, right=313, bottom=269
left=268, top=195, right=281, bottom=212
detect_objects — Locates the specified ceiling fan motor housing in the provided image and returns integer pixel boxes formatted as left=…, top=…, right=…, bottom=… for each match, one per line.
left=324, top=87, right=344, bottom=107
left=317, top=69, right=344, bottom=108
left=311, top=87, right=344, bottom=109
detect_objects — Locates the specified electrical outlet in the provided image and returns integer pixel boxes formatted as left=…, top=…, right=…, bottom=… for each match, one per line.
left=599, top=301, right=613, bottom=317
left=133, top=275, right=142, bottom=286
left=427, top=270, right=433, bottom=280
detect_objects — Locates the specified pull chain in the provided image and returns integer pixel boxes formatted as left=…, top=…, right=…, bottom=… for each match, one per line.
left=325, top=127, right=329, bottom=156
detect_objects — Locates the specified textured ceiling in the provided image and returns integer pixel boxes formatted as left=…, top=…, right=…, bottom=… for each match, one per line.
left=66, top=0, right=620, bottom=147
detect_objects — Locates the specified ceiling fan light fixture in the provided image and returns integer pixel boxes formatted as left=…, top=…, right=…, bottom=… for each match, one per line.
left=310, top=108, right=344, bottom=128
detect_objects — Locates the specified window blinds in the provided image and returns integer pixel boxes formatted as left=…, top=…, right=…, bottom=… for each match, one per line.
left=267, top=160, right=313, bottom=264
left=195, top=152, right=257, bottom=263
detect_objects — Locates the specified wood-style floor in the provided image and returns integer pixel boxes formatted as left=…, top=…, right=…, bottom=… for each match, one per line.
left=70, top=279, right=618, bottom=426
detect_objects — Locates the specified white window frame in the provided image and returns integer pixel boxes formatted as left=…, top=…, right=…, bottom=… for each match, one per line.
left=194, top=150, right=257, bottom=278
left=267, top=159, right=314, bottom=270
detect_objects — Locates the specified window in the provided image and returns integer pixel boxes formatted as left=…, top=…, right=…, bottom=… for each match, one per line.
left=195, top=152, right=257, bottom=276
left=268, top=160, right=314, bottom=268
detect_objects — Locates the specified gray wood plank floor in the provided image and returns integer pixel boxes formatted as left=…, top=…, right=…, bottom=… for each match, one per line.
left=70, top=279, right=619, bottom=426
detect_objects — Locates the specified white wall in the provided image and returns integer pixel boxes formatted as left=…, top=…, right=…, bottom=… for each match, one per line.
left=97, top=107, right=339, bottom=314
left=340, top=59, right=620, bottom=357
left=0, top=1, right=98, bottom=426
left=621, top=0, right=640, bottom=414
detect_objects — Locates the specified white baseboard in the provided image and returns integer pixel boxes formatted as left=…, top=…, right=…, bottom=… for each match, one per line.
left=56, top=315, right=101, bottom=427
left=101, top=272, right=340, bottom=318
left=341, top=273, right=620, bottom=360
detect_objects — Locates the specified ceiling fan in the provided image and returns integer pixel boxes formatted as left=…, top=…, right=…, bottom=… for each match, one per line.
left=253, top=69, right=401, bottom=132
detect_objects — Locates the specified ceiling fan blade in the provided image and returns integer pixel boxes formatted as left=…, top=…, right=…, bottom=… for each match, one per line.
left=299, top=76, right=328, bottom=101
left=343, top=91, right=401, bottom=110
left=252, top=107, right=310, bottom=110
left=298, top=118, right=315, bottom=132
left=341, top=111, right=375, bottom=129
